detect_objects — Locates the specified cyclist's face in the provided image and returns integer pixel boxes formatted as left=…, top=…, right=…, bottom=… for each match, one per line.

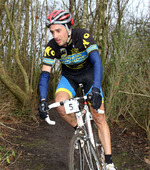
left=50, top=24, right=68, bottom=46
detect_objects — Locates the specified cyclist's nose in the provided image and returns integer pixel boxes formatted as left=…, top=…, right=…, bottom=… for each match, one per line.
left=53, top=32, right=58, bottom=39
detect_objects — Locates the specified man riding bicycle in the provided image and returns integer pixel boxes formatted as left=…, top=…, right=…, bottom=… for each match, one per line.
left=38, top=10, right=116, bottom=170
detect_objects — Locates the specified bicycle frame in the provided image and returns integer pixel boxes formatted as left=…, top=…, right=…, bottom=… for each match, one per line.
left=75, top=83, right=96, bottom=148
left=83, top=104, right=96, bottom=148
left=45, top=84, right=97, bottom=149
left=45, top=84, right=105, bottom=170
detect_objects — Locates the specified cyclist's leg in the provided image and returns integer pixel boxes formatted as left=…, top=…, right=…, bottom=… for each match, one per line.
left=55, top=75, right=77, bottom=127
left=90, top=104, right=111, bottom=155
left=86, top=87, right=112, bottom=155
left=77, top=66, right=115, bottom=168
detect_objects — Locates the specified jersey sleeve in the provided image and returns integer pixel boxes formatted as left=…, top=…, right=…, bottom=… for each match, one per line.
left=80, top=29, right=103, bottom=88
left=79, top=29, right=99, bottom=54
left=42, top=40, right=56, bottom=66
left=89, top=51, right=103, bottom=88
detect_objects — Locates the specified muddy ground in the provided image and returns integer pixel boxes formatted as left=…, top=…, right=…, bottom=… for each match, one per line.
left=0, top=108, right=150, bottom=170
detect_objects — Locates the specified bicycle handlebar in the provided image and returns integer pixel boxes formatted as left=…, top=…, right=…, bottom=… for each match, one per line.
left=48, top=96, right=87, bottom=110
left=45, top=96, right=87, bottom=125
left=45, top=95, right=104, bottom=125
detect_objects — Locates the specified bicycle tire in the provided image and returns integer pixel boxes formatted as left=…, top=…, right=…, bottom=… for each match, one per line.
left=91, top=121, right=106, bottom=170
left=68, top=132, right=101, bottom=170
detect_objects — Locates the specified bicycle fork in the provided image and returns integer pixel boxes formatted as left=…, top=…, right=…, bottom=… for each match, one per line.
left=84, top=105, right=95, bottom=148
left=75, top=102, right=96, bottom=150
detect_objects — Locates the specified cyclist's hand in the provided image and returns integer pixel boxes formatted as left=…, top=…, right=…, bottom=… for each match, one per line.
left=91, top=87, right=102, bottom=110
left=38, top=100, right=49, bottom=119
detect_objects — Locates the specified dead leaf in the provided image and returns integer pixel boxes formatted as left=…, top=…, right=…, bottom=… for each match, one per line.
left=131, top=131, right=136, bottom=136
left=144, top=158, right=150, bottom=165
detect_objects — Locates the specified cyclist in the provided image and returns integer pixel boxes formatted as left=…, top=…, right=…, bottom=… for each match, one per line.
left=38, top=10, right=116, bottom=170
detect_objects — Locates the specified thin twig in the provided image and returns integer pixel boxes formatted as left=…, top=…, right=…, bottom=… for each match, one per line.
left=131, top=146, right=145, bottom=163
left=0, top=30, right=10, bottom=46
left=0, top=136, right=18, bottom=146
left=0, top=148, right=12, bottom=164
left=128, top=110, right=146, bottom=131
left=0, top=122, right=16, bottom=131
left=0, top=101, right=11, bottom=113
left=119, top=126, right=127, bottom=135
left=11, top=150, right=22, bottom=165
left=119, top=90, right=150, bottom=98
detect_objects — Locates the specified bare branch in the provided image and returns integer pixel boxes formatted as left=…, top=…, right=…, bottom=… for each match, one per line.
left=0, top=30, right=10, bottom=47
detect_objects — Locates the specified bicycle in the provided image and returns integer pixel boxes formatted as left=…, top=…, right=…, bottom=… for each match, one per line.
left=45, top=83, right=105, bottom=170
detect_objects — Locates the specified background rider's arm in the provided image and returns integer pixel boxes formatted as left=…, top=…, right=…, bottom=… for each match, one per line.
left=89, top=50, right=103, bottom=89
left=39, top=65, right=52, bottom=101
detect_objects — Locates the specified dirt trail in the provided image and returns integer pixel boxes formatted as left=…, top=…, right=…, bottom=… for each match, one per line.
left=2, top=109, right=149, bottom=170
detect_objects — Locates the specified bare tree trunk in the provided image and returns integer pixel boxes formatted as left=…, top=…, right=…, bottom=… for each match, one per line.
left=21, top=0, right=29, bottom=70
left=69, top=0, right=76, bottom=15
left=116, top=0, right=129, bottom=30
left=30, top=0, right=39, bottom=89
left=113, top=0, right=130, bottom=58
left=0, top=59, right=29, bottom=105
left=81, top=0, right=88, bottom=29
left=3, top=3, right=31, bottom=102
left=92, top=0, right=108, bottom=67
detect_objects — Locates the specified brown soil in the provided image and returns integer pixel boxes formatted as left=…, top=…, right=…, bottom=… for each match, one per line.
left=0, top=109, right=149, bottom=170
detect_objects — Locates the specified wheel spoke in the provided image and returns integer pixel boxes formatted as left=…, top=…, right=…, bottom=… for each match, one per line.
left=69, top=132, right=102, bottom=170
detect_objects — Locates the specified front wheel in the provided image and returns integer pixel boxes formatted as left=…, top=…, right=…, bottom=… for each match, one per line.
left=68, top=132, right=101, bottom=170
left=92, top=121, right=106, bottom=170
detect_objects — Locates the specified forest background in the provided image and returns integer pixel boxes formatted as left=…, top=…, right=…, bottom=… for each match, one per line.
left=0, top=0, right=149, bottom=163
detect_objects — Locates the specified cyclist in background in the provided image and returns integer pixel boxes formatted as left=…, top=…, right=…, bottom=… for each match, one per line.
left=38, top=10, right=116, bottom=170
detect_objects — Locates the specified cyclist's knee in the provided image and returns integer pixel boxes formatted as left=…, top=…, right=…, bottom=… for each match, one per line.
left=91, top=105, right=106, bottom=125
left=94, top=114, right=106, bottom=125
left=55, top=91, right=70, bottom=116
left=55, top=91, right=70, bottom=102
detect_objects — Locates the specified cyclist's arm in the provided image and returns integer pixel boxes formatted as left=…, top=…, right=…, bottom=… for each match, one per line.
left=89, top=50, right=103, bottom=89
left=79, top=30, right=103, bottom=88
left=39, top=65, right=52, bottom=101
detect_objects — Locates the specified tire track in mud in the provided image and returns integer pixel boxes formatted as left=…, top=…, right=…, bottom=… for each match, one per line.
left=9, top=110, right=74, bottom=170
left=8, top=109, right=149, bottom=170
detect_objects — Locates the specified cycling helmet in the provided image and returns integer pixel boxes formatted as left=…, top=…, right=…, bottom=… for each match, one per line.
left=46, top=10, right=74, bottom=28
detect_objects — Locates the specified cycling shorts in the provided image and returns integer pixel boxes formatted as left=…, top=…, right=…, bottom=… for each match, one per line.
left=55, top=66, right=104, bottom=103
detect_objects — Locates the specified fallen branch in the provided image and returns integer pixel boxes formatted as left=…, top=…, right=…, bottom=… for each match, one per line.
left=0, top=122, right=16, bottom=131
left=131, top=146, right=146, bottom=163
left=119, top=90, right=150, bottom=98
left=128, top=110, right=146, bottom=131
left=0, top=101, right=11, bottom=113
left=0, top=135, right=18, bottom=146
